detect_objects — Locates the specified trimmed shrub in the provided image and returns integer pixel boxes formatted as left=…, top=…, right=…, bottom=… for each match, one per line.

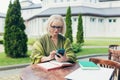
left=0, top=40, right=3, bottom=44
left=72, top=43, right=82, bottom=53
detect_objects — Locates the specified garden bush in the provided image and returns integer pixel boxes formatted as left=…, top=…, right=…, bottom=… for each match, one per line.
left=72, top=43, right=82, bottom=53
left=0, top=40, right=3, bottom=44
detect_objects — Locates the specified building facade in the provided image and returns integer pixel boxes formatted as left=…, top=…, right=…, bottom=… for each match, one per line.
left=1, top=0, right=120, bottom=38
left=24, top=0, right=120, bottom=38
left=0, top=12, right=5, bottom=35
left=20, top=0, right=42, bottom=19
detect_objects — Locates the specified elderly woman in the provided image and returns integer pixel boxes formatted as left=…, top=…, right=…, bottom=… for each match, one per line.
left=30, top=15, right=76, bottom=64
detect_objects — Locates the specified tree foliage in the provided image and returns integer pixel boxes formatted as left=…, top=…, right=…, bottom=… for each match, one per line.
left=76, top=14, right=84, bottom=44
left=4, top=0, right=28, bottom=58
left=65, top=6, right=73, bottom=43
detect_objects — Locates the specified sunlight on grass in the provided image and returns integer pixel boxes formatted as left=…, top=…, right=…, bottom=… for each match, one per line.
left=0, top=48, right=109, bottom=66
left=76, top=48, right=108, bottom=56
left=0, top=51, right=31, bottom=66
left=1, top=38, right=120, bottom=66
left=84, top=40, right=120, bottom=46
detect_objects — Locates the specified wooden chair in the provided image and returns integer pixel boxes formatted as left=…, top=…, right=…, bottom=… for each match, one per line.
left=109, top=45, right=119, bottom=49
left=89, top=57, right=120, bottom=80
left=108, top=45, right=119, bottom=60
left=108, top=45, right=120, bottom=80
left=109, top=49, right=120, bottom=62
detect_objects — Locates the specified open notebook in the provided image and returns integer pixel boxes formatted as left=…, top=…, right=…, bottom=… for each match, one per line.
left=37, top=60, right=73, bottom=71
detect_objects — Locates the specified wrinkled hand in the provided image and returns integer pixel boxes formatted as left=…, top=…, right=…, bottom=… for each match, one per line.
left=41, top=50, right=56, bottom=62
left=48, top=50, right=56, bottom=60
left=55, top=53, right=68, bottom=62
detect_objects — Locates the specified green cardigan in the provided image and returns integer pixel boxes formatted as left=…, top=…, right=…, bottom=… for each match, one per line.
left=30, top=34, right=77, bottom=64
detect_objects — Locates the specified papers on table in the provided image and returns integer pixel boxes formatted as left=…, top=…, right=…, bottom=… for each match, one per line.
left=37, top=60, right=73, bottom=71
left=65, top=67, right=114, bottom=80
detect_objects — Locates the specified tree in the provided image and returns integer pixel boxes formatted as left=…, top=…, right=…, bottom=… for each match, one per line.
left=65, top=6, right=73, bottom=43
left=4, top=0, right=13, bottom=57
left=4, top=0, right=28, bottom=58
left=76, top=14, right=84, bottom=44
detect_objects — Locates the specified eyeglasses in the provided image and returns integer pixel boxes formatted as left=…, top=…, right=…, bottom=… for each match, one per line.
left=51, top=26, right=62, bottom=29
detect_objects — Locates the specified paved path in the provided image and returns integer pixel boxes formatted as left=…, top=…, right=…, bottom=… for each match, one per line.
left=0, top=68, right=23, bottom=80
left=0, top=44, right=4, bottom=53
left=0, top=44, right=32, bottom=80
left=82, top=46, right=108, bottom=48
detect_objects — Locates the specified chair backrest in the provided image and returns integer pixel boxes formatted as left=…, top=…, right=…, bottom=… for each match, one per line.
left=89, top=57, right=120, bottom=68
left=109, top=45, right=119, bottom=50
left=108, top=45, right=119, bottom=60
left=109, top=49, right=120, bottom=62
left=89, top=57, right=120, bottom=80
left=108, top=45, right=120, bottom=80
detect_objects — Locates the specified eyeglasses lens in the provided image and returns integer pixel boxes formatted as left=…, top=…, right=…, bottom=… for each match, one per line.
left=51, top=26, right=62, bottom=29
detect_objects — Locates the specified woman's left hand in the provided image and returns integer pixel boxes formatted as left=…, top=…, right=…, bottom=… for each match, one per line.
left=55, top=53, right=68, bottom=62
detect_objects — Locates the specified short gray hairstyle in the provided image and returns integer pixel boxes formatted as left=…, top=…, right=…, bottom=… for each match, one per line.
left=46, top=15, right=66, bottom=35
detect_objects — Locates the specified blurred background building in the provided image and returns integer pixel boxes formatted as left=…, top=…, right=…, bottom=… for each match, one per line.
left=1, top=0, right=120, bottom=38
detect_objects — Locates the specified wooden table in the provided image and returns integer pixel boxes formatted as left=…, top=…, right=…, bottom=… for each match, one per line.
left=20, top=63, right=79, bottom=80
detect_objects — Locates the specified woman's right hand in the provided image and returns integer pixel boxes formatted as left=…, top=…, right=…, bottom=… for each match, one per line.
left=41, top=50, right=56, bottom=62
left=48, top=50, right=56, bottom=60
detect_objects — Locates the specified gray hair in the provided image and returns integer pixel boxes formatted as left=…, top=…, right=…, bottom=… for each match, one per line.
left=46, top=15, right=66, bottom=35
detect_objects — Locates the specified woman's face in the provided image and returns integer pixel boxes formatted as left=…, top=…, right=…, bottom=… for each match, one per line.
left=49, top=20, right=63, bottom=36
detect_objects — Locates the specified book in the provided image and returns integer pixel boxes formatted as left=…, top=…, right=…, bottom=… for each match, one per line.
left=37, top=60, right=73, bottom=71
left=78, top=61, right=100, bottom=70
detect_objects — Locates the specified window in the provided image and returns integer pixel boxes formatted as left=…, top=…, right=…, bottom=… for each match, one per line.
left=90, top=0, right=92, bottom=2
left=42, top=18, right=47, bottom=23
left=90, top=17, right=96, bottom=22
left=109, top=19, right=117, bottom=23
left=98, top=19, right=104, bottom=23
left=54, top=0, right=57, bottom=3
left=61, top=0, right=63, bottom=2
left=67, top=0, right=70, bottom=2
left=90, top=0, right=97, bottom=3
left=73, top=18, right=77, bottom=22
left=113, top=19, right=116, bottom=22
left=109, top=19, right=112, bottom=23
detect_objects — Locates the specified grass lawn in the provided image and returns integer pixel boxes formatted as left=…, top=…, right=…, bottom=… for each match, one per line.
left=76, top=48, right=108, bottom=56
left=0, top=38, right=118, bottom=66
left=0, top=48, right=108, bottom=66
left=0, top=51, right=31, bottom=66
left=84, top=39, right=120, bottom=46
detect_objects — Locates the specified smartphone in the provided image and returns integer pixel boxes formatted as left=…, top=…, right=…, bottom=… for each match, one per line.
left=56, top=49, right=65, bottom=58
